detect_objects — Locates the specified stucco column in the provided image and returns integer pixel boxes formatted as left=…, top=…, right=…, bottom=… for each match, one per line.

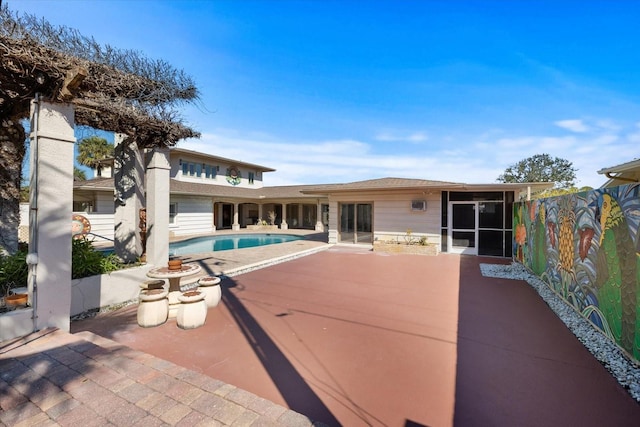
left=29, top=101, right=75, bottom=332
left=146, top=147, right=170, bottom=267
left=211, top=198, right=217, bottom=231
left=258, top=203, right=263, bottom=223
left=315, top=201, right=324, bottom=232
left=232, top=203, right=240, bottom=231
left=280, top=203, right=288, bottom=230
left=113, top=133, right=144, bottom=262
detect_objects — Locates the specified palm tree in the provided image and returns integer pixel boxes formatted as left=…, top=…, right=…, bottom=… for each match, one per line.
left=77, top=136, right=114, bottom=177
left=73, top=167, right=87, bottom=181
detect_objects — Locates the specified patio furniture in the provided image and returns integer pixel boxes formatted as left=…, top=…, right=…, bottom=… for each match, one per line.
left=177, top=290, right=207, bottom=329
left=146, top=263, right=202, bottom=319
left=197, top=276, right=222, bottom=308
left=137, top=288, right=169, bottom=327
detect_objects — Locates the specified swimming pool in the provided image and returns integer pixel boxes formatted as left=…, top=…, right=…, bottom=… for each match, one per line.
left=168, top=233, right=304, bottom=256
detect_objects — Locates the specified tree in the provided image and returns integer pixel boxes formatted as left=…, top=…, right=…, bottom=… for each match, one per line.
left=0, top=4, right=200, bottom=254
left=77, top=136, right=113, bottom=177
left=73, top=167, right=87, bottom=181
left=497, top=153, right=577, bottom=189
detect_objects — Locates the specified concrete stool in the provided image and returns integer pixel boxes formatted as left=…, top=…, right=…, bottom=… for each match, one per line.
left=137, top=289, right=169, bottom=327
left=197, top=276, right=222, bottom=307
left=177, top=290, right=207, bottom=329
left=140, top=279, right=165, bottom=291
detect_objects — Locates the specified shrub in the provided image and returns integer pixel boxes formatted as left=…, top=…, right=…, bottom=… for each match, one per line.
left=0, top=246, right=29, bottom=294
left=1, top=238, right=132, bottom=288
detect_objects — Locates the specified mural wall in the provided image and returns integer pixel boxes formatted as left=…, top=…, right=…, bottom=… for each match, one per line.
left=514, top=183, right=640, bottom=363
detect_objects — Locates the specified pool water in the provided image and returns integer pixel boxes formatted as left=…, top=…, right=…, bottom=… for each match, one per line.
left=169, top=233, right=303, bottom=256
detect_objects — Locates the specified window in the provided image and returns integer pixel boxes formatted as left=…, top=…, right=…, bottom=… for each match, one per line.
left=411, top=200, right=426, bottom=211
left=169, top=203, right=178, bottom=224
left=73, top=201, right=94, bottom=213
left=182, top=162, right=188, bottom=176
left=248, top=172, right=255, bottom=184
left=205, top=165, right=217, bottom=179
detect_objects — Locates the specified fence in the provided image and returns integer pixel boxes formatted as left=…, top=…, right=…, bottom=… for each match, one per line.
left=513, top=183, right=640, bottom=363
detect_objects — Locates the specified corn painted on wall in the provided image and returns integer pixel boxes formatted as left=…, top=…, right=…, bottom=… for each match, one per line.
left=513, top=184, right=640, bottom=363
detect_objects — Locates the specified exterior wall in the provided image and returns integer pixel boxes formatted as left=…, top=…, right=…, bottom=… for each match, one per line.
left=171, top=152, right=264, bottom=189
left=95, top=192, right=114, bottom=213
left=70, top=264, right=151, bottom=316
left=76, top=213, right=115, bottom=243
left=514, top=183, right=640, bottom=363
left=170, top=195, right=214, bottom=236
left=373, top=193, right=440, bottom=243
left=327, top=192, right=441, bottom=245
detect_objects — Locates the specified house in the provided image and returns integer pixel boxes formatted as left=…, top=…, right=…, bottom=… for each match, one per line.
left=597, top=158, right=640, bottom=188
left=73, top=147, right=552, bottom=257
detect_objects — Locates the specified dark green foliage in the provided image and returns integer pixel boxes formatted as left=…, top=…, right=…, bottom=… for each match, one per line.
left=1, top=238, right=130, bottom=291
left=498, top=153, right=577, bottom=189
left=71, top=238, right=125, bottom=279
left=0, top=244, right=28, bottom=294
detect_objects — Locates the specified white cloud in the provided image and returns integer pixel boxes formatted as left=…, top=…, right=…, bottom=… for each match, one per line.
left=555, top=119, right=589, bottom=133
left=375, top=131, right=428, bottom=143
left=178, top=121, right=639, bottom=190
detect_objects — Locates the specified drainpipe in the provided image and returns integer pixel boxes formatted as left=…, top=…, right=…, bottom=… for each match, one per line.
left=27, top=94, right=41, bottom=331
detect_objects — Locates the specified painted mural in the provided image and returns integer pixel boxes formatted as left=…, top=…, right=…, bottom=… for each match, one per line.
left=514, top=183, right=640, bottom=363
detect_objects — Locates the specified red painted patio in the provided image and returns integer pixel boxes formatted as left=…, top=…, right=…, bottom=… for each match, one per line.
left=72, top=247, right=640, bottom=426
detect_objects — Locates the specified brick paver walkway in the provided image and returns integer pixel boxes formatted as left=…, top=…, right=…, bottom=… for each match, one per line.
left=0, top=329, right=319, bottom=426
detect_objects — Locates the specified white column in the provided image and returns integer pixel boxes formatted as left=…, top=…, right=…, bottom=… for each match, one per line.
left=315, top=201, right=324, bottom=231
left=211, top=199, right=217, bottom=231
left=146, top=147, right=170, bottom=267
left=258, top=203, right=263, bottom=223
left=29, top=101, right=75, bottom=332
left=280, top=203, right=288, bottom=230
left=232, top=203, right=240, bottom=230
left=113, top=133, right=144, bottom=262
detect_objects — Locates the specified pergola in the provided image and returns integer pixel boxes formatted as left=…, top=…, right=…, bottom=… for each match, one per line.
left=0, top=5, right=200, bottom=333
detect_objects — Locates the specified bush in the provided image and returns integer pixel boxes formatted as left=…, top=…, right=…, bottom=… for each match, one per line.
left=72, top=238, right=129, bottom=279
left=0, top=247, right=29, bottom=294
left=1, top=239, right=131, bottom=291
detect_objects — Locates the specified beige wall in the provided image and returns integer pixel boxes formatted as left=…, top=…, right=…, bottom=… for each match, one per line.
left=327, top=191, right=441, bottom=245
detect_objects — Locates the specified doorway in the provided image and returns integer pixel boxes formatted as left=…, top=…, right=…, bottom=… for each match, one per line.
left=448, top=202, right=477, bottom=254
left=339, top=203, right=372, bottom=244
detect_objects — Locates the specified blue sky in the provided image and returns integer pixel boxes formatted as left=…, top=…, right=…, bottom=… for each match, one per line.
left=11, top=0, right=640, bottom=187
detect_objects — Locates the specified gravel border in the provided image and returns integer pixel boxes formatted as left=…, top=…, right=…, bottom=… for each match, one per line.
left=480, top=262, right=640, bottom=403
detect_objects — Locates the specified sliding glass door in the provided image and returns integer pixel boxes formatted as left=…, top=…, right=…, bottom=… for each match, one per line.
left=339, top=203, right=372, bottom=244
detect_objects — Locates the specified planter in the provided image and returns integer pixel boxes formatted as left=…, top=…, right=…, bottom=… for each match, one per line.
left=168, top=259, right=183, bottom=270
left=198, top=276, right=222, bottom=308
left=246, top=224, right=278, bottom=231
left=137, top=289, right=169, bottom=327
left=373, top=241, right=439, bottom=256
left=177, top=290, right=207, bottom=329
left=5, top=293, right=28, bottom=308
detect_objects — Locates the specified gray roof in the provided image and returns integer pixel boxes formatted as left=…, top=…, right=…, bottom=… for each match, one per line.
left=300, top=177, right=553, bottom=194
left=74, top=178, right=320, bottom=201
left=75, top=176, right=553, bottom=200
left=597, top=158, right=640, bottom=175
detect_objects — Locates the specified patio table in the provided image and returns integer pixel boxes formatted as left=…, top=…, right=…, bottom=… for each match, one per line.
left=146, top=263, right=202, bottom=318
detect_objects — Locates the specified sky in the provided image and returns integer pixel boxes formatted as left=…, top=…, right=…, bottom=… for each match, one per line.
left=10, top=0, right=640, bottom=188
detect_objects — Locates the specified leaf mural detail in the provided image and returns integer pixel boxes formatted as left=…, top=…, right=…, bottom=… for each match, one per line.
left=547, top=221, right=557, bottom=248
left=578, top=227, right=595, bottom=261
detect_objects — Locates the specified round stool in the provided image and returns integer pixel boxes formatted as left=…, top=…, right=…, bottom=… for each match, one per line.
left=177, top=290, right=207, bottom=329
left=137, top=289, right=169, bottom=327
left=197, top=276, right=222, bottom=308
left=140, top=279, right=165, bottom=291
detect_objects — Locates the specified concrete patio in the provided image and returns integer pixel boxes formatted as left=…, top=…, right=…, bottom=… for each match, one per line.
left=2, top=245, right=639, bottom=426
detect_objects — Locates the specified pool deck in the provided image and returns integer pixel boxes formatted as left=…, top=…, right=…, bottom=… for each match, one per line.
left=170, top=229, right=331, bottom=277
left=2, top=234, right=640, bottom=426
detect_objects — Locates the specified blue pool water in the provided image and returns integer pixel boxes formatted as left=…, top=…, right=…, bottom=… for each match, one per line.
left=168, top=233, right=303, bottom=256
